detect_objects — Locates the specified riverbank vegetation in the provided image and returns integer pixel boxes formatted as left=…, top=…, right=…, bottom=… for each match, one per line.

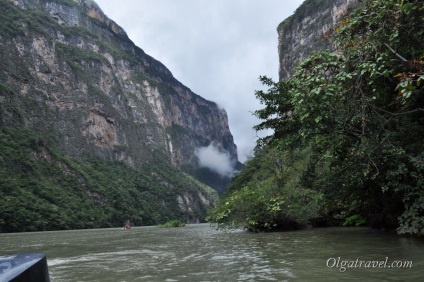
left=209, top=0, right=424, bottom=235
left=159, top=220, right=186, bottom=228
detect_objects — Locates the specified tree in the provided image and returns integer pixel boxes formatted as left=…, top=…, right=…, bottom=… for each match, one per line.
left=208, top=146, right=323, bottom=231
left=211, top=0, right=424, bottom=235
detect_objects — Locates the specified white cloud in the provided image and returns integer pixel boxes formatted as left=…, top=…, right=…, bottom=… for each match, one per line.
left=95, top=0, right=304, bottom=162
left=195, top=144, right=234, bottom=178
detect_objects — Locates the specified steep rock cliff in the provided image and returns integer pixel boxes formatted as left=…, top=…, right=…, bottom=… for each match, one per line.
left=277, top=0, right=358, bottom=81
left=0, top=0, right=238, bottom=183
left=0, top=0, right=238, bottom=230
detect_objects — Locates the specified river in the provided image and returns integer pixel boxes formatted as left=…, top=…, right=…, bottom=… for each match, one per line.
left=0, top=224, right=423, bottom=281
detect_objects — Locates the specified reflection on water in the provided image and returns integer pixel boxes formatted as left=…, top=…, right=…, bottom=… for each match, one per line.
left=0, top=224, right=423, bottom=281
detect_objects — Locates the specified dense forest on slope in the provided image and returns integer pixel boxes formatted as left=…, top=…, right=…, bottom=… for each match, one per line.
left=0, top=127, right=217, bottom=232
left=209, top=0, right=424, bottom=236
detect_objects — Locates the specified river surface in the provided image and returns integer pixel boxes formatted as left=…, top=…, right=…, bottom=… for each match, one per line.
left=0, top=224, right=423, bottom=281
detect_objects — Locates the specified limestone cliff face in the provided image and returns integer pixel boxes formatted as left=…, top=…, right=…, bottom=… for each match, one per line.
left=0, top=0, right=238, bottom=183
left=277, top=0, right=358, bottom=81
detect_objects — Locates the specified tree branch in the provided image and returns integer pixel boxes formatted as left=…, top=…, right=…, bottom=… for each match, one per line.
left=384, top=43, right=408, bottom=62
left=374, top=106, right=424, bottom=116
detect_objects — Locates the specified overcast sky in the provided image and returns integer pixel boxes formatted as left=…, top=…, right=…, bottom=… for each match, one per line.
left=95, top=0, right=304, bottom=162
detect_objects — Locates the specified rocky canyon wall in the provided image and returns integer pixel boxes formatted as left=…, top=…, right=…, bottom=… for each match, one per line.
left=0, top=0, right=238, bottom=187
left=277, top=0, right=358, bottom=81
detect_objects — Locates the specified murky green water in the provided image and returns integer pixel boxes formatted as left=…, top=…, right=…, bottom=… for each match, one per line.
left=0, top=224, right=423, bottom=281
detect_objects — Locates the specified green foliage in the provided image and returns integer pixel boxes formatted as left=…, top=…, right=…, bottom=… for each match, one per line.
left=159, top=220, right=186, bottom=228
left=0, top=0, right=63, bottom=37
left=0, top=83, right=12, bottom=94
left=0, top=0, right=26, bottom=36
left=215, top=0, right=424, bottom=235
left=53, top=0, right=78, bottom=7
left=0, top=128, right=215, bottom=233
left=209, top=179, right=322, bottom=232
left=343, top=215, right=367, bottom=227
left=208, top=147, right=323, bottom=231
left=397, top=196, right=424, bottom=235
left=55, top=42, right=105, bottom=70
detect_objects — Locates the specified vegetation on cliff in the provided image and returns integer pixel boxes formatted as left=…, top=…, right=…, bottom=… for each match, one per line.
left=0, top=127, right=216, bottom=232
left=209, top=0, right=424, bottom=235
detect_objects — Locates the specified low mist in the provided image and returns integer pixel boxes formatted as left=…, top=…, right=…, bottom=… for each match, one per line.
left=195, top=144, right=234, bottom=178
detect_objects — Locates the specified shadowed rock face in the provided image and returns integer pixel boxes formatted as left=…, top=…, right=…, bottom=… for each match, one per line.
left=0, top=0, right=239, bottom=189
left=277, top=0, right=357, bottom=81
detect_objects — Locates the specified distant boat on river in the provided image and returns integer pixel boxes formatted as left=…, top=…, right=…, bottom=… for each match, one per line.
left=122, top=220, right=132, bottom=230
